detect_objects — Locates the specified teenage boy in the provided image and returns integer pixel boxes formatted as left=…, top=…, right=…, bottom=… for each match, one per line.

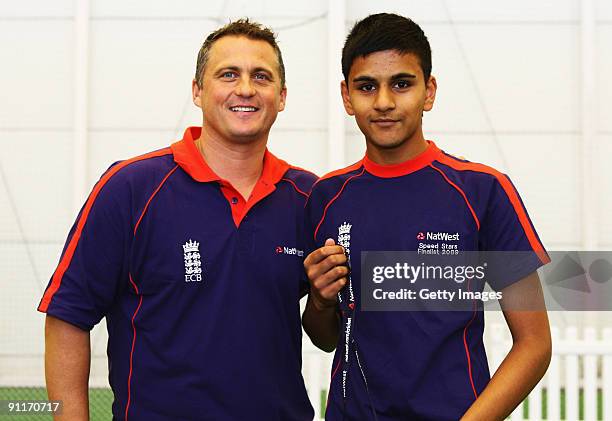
left=39, top=19, right=315, bottom=420
left=303, top=13, right=551, bottom=421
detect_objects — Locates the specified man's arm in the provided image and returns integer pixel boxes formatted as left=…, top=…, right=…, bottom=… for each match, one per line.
left=45, top=315, right=91, bottom=421
left=461, top=272, right=552, bottom=421
left=302, top=239, right=348, bottom=352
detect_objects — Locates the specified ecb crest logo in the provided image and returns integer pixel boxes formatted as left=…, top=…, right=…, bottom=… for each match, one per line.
left=337, top=222, right=352, bottom=255
left=182, top=239, right=203, bottom=282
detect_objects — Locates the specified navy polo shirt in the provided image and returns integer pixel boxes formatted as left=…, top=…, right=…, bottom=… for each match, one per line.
left=38, top=127, right=316, bottom=420
left=305, top=141, right=550, bottom=421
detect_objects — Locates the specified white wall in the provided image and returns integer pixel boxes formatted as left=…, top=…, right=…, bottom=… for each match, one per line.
left=1, top=0, right=610, bottom=387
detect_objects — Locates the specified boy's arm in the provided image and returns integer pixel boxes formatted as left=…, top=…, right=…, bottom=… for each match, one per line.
left=45, top=315, right=91, bottom=420
left=302, top=239, right=348, bottom=352
left=461, top=271, right=551, bottom=421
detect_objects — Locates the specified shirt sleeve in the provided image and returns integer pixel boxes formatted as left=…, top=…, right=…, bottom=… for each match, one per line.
left=37, top=167, right=131, bottom=330
left=479, top=175, right=550, bottom=291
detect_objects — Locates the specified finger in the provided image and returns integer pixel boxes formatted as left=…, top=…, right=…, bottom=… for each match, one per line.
left=316, top=253, right=348, bottom=276
left=304, top=244, right=346, bottom=266
left=324, top=238, right=335, bottom=246
left=312, top=265, right=349, bottom=290
left=318, top=277, right=347, bottom=301
left=307, top=253, right=348, bottom=282
left=311, top=277, right=347, bottom=306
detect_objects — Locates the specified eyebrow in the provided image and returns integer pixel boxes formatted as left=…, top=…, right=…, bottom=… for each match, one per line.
left=217, top=66, right=274, bottom=76
left=352, top=76, right=376, bottom=84
left=391, top=72, right=417, bottom=80
left=252, top=67, right=275, bottom=78
left=218, top=66, right=240, bottom=73
left=352, top=73, right=417, bottom=83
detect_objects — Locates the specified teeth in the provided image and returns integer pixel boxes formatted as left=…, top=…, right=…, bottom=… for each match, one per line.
left=230, top=106, right=257, bottom=112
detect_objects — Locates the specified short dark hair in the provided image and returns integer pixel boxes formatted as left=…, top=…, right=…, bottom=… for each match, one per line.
left=342, top=13, right=432, bottom=84
left=195, top=18, right=285, bottom=88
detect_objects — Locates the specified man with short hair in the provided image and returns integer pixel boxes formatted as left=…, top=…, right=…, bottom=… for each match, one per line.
left=40, top=19, right=315, bottom=420
left=303, top=13, right=551, bottom=420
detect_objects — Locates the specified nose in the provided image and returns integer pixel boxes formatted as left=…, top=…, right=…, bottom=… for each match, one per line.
left=373, top=86, right=395, bottom=112
left=234, top=75, right=256, bottom=97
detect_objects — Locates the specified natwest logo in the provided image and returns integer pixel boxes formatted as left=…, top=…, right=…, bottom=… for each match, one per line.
left=416, top=232, right=425, bottom=240
left=275, top=246, right=304, bottom=257
left=426, top=231, right=460, bottom=241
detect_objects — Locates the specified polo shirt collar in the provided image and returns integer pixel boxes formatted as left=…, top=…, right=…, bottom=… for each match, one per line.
left=170, top=126, right=290, bottom=185
left=363, top=140, right=441, bottom=178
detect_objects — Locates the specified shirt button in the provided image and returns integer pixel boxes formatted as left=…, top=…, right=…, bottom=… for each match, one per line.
left=231, top=197, right=238, bottom=205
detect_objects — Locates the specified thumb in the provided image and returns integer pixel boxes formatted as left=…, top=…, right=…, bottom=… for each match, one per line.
left=324, top=238, right=336, bottom=246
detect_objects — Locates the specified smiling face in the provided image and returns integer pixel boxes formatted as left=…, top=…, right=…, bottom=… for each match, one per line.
left=341, top=50, right=437, bottom=162
left=192, top=35, right=286, bottom=145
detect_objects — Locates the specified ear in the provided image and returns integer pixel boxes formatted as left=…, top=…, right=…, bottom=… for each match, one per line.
left=340, top=80, right=355, bottom=116
left=192, top=79, right=202, bottom=108
left=423, top=75, right=437, bottom=112
left=278, top=85, right=287, bottom=112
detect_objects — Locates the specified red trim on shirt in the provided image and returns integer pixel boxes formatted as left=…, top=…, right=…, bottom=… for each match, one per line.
left=463, top=278, right=479, bottom=400
left=326, top=356, right=342, bottom=414
left=314, top=168, right=366, bottom=241
left=317, top=160, right=364, bottom=183
left=171, top=126, right=291, bottom=227
left=436, top=155, right=550, bottom=264
left=126, top=157, right=176, bottom=418
left=125, top=273, right=143, bottom=421
left=363, top=141, right=441, bottom=178
left=133, top=165, right=178, bottom=235
left=37, top=148, right=173, bottom=313
left=282, top=178, right=309, bottom=198
left=429, top=163, right=481, bottom=230
left=330, top=356, right=342, bottom=381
